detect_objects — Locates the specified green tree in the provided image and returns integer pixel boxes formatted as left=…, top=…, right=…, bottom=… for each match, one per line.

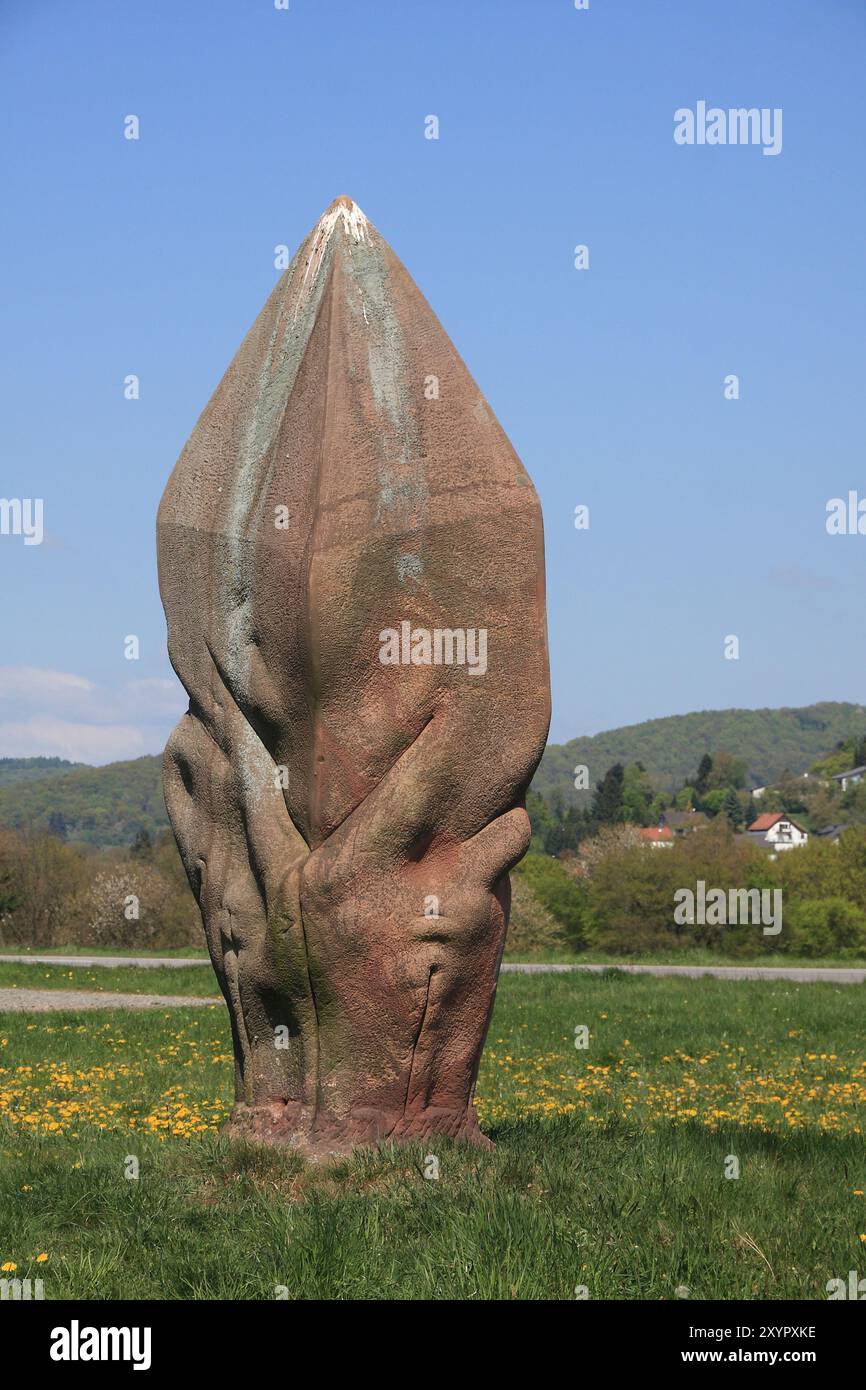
left=527, top=790, right=590, bottom=856
left=694, top=754, right=713, bottom=796
left=131, top=827, right=154, bottom=859
left=621, top=763, right=655, bottom=825
left=701, top=789, right=727, bottom=817
left=593, top=763, right=625, bottom=825
left=706, top=752, right=747, bottom=792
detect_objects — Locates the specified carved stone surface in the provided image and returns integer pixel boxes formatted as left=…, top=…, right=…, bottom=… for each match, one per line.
left=157, top=197, right=550, bottom=1155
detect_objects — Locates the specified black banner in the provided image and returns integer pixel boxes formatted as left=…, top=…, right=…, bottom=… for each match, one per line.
left=3, top=1298, right=860, bottom=1374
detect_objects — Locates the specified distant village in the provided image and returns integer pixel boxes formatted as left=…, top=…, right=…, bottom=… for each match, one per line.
left=527, top=737, right=866, bottom=859
left=642, top=761, right=866, bottom=856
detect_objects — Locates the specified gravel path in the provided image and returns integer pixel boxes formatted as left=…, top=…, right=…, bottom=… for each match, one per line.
left=0, top=953, right=209, bottom=969
left=0, top=988, right=219, bottom=1013
left=4, top=954, right=865, bottom=983
left=502, top=962, right=866, bottom=983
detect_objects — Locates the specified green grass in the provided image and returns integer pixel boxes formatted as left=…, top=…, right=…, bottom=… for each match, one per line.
left=510, top=948, right=866, bottom=967
left=4, top=1119, right=864, bottom=1300
left=572, top=948, right=866, bottom=969
left=0, top=962, right=215, bottom=996
left=1, top=973, right=865, bottom=1299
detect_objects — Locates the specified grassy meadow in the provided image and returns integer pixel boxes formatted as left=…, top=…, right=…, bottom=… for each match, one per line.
left=0, top=961, right=214, bottom=996
left=2, top=971, right=866, bottom=1299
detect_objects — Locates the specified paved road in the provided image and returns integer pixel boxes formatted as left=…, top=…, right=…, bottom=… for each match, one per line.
left=2, top=954, right=865, bottom=985
left=0, top=953, right=209, bottom=969
left=0, top=988, right=218, bottom=1013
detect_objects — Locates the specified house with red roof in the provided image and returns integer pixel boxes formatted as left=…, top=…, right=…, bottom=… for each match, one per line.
left=747, top=812, right=808, bottom=851
left=638, top=824, right=674, bottom=848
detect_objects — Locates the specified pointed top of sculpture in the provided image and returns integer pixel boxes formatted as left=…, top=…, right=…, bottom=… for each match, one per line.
left=310, top=194, right=369, bottom=247
left=294, top=195, right=369, bottom=307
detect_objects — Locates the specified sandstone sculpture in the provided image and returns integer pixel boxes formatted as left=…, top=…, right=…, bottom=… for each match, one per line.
left=157, top=197, right=550, bottom=1155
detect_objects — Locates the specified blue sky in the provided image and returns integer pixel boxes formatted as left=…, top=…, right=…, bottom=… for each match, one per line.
left=0, top=0, right=864, bottom=762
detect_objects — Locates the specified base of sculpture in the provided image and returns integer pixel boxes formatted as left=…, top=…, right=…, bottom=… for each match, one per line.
left=223, top=1099, right=492, bottom=1160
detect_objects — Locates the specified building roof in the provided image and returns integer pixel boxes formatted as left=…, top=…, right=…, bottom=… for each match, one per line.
left=748, top=812, right=807, bottom=834
left=639, top=825, right=673, bottom=841
left=832, top=765, right=866, bottom=781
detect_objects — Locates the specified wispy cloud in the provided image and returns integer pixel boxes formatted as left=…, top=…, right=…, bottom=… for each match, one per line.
left=0, top=667, right=94, bottom=701
left=0, top=666, right=186, bottom=764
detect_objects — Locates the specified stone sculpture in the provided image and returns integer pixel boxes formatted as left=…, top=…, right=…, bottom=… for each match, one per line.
left=157, top=197, right=550, bottom=1155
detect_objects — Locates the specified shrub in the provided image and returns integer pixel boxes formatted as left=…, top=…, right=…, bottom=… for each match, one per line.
left=515, top=853, right=590, bottom=950
left=74, top=863, right=173, bottom=948
left=0, top=826, right=201, bottom=949
left=787, top=897, right=866, bottom=959
left=582, top=820, right=780, bottom=957
left=773, top=827, right=866, bottom=909
left=583, top=843, right=679, bottom=954
left=504, top=875, right=566, bottom=957
left=571, top=824, right=642, bottom=877
left=0, top=828, right=87, bottom=947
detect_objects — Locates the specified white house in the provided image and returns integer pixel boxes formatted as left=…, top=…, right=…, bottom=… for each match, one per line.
left=747, top=812, right=808, bottom=851
left=832, top=765, right=866, bottom=793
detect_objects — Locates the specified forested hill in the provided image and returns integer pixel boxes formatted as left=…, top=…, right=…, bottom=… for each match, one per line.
left=0, top=756, right=166, bottom=846
left=0, top=756, right=82, bottom=788
left=0, top=701, right=864, bottom=843
left=533, top=702, right=866, bottom=807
